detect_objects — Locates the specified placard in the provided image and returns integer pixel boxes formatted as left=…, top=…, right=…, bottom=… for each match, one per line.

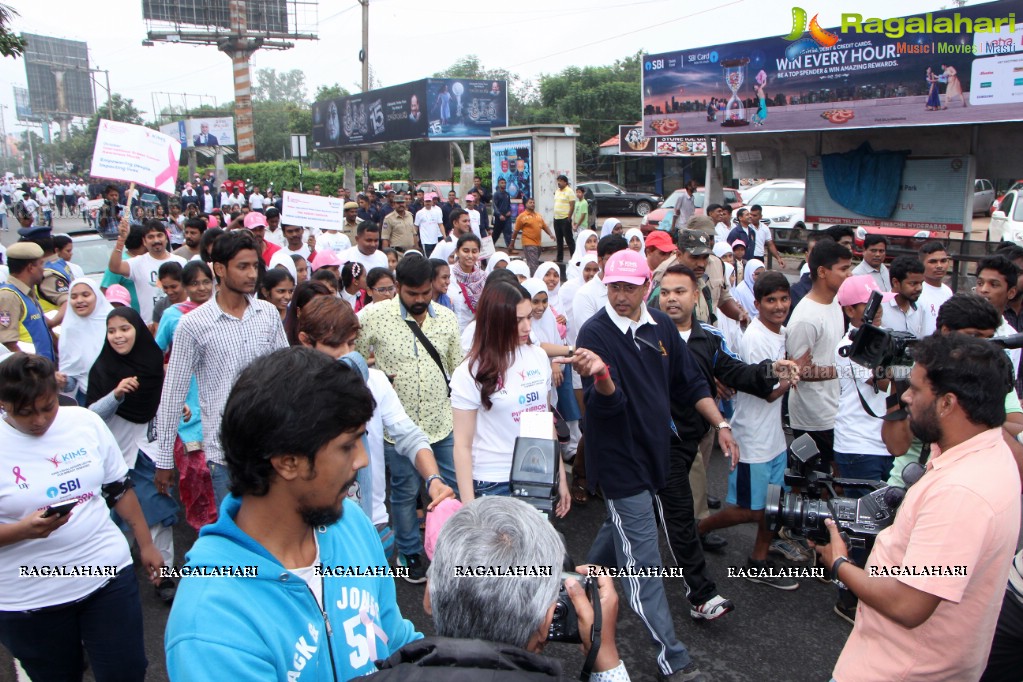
left=90, top=120, right=181, bottom=193
left=281, top=191, right=345, bottom=231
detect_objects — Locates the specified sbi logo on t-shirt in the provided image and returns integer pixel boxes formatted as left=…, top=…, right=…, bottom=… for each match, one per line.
left=46, top=478, right=82, bottom=498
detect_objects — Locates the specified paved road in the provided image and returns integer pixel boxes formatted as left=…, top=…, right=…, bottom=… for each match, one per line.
left=1, top=449, right=854, bottom=682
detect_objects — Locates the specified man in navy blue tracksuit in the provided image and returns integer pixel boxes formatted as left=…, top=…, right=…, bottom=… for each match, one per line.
left=565, top=250, right=738, bottom=682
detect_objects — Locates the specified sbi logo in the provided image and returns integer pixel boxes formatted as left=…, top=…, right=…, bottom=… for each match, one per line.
left=645, top=62, right=652, bottom=71
left=47, top=479, right=82, bottom=498
left=709, top=51, right=719, bottom=63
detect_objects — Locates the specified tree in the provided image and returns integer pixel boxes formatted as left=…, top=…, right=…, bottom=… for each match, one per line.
left=49, top=94, right=146, bottom=172
left=252, top=68, right=308, bottom=105
left=1, top=5, right=25, bottom=58
left=313, top=83, right=348, bottom=102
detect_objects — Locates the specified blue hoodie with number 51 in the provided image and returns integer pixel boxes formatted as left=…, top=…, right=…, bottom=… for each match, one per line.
left=165, top=495, right=421, bottom=681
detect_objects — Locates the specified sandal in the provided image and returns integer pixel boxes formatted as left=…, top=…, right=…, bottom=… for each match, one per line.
left=571, top=477, right=589, bottom=504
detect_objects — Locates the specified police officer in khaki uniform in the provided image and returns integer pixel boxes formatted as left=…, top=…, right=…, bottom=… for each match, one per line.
left=381, top=195, right=418, bottom=251
left=341, top=201, right=360, bottom=244
left=0, top=242, right=56, bottom=361
left=19, top=226, right=71, bottom=326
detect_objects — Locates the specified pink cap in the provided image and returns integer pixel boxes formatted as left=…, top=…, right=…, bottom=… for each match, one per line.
left=311, top=250, right=342, bottom=271
left=425, top=192, right=438, bottom=201
left=602, top=249, right=651, bottom=286
left=465, top=194, right=476, bottom=202
left=837, top=274, right=897, bottom=307
left=105, top=284, right=132, bottom=307
left=185, top=183, right=193, bottom=190
left=207, top=215, right=220, bottom=229
left=424, top=498, right=463, bottom=561
left=243, top=212, right=268, bottom=230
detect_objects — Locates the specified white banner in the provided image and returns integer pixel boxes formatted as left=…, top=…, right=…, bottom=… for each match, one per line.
left=90, top=120, right=181, bottom=193
left=281, top=191, right=345, bottom=231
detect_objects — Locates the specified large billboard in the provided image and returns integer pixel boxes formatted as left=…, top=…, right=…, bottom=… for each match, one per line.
left=312, top=78, right=508, bottom=149
left=642, top=1, right=1023, bottom=137
left=142, top=0, right=288, bottom=34
left=186, top=118, right=236, bottom=147
left=22, top=34, right=95, bottom=118
left=13, top=87, right=33, bottom=121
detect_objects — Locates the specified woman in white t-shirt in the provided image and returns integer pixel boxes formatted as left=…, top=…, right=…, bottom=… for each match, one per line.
left=451, top=281, right=570, bottom=516
left=0, top=353, right=162, bottom=680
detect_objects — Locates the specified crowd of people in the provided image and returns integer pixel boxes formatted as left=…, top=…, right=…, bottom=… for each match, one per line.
left=0, top=175, right=1021, bottom=682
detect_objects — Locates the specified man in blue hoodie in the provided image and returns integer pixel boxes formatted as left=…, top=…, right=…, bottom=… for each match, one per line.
left=165, top=347, right=421, bottom=680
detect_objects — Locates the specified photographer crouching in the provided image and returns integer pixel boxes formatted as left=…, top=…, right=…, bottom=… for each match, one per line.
left=820, top=333, right=1021, bottom=681
left=370, top=496, right=630, bottom=681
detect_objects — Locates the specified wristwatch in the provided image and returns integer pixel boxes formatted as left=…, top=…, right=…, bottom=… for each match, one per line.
left=425, top=474, right=444, bottom=492
left=566, top=345, right=575, bottom=358
left=715, top=421, right=731, bottom=431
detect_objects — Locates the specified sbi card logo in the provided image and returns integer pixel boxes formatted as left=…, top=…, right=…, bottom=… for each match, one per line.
left=46, top=478, right=82, bottom=498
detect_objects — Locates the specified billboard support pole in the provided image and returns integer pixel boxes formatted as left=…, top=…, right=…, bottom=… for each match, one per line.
left=359, top=0, right=370, bottom=190
left=220, top=0, right=258, bottom=163
left=104, top=70, right=112, bottom=121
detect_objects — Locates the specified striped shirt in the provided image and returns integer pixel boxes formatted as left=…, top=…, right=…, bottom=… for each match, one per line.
left=154, top=294, right=288, bottom=468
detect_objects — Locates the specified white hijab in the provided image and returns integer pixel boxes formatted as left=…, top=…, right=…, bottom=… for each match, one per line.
left=625, top=228, right=645, bottom=252
left=485, top=251, right=511, bottom=275
left=58, top=279, right=113, bottom=393
left=522, top=278, right=561, bottom=345
left=533, top=262, right=562, bottom=311
left=507, top=259, right=530, bottom=280
left=567, top=229, right=598, bottom=280
left=600, top=218, right=622, bottom=238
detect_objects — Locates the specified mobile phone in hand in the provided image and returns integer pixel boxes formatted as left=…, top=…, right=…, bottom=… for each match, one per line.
left=42, top=499, right=80, bottom=518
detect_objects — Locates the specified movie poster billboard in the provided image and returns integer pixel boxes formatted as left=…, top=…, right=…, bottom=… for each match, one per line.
left=184, top=118, right=236, bottom=148
left=313, top=79, right=508, bottom=149
left=491, top=139, right=532, bottom=216
left=424, top=79, right=507, bottom=139
left=312, top=81, right=428, bottom=149
left=642, top=0, right=1023, bottom=137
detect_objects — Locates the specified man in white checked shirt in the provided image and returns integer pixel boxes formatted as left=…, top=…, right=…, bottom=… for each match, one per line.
left=153, top=231, right=288, bottom=506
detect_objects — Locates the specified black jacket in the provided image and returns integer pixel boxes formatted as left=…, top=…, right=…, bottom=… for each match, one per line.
left=672, top=319, right=778, bottom=441
left=368, top=637, right=563, bottom=681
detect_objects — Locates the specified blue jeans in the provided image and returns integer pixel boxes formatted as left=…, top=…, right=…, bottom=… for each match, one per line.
left=473, top=480, right=511, bottom=497
left=385, top=431, right=456, bottom=558
left=0, top=567, right=147, bottom=681
left=208, top=461, right=231, bottom=511
left=834, top=452, right=893, bottom=498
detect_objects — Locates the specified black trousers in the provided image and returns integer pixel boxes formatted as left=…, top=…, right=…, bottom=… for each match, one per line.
left=657, top=435, right=717, bottom=606
left=553, top=217, right=575, bottom=262
left=980, top=591, right=1023, bottom=682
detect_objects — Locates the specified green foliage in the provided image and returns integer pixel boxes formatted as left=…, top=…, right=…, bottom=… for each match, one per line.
left=183, top=161, right=344, bottom=195
left=1, top=6, right=25, bottom=58
left=252, top=68, right=308, bottom=105
left=313, top=83, right=348, bottom=102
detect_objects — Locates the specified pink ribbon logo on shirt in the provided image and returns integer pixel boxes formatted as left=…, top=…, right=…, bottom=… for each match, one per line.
left=12, top=467, right=26, bottom=485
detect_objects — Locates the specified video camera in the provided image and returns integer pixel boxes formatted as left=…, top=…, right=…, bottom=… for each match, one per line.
left=839, top=291, right=916, bottom=373
left=764, top=434, right=912, bottom=551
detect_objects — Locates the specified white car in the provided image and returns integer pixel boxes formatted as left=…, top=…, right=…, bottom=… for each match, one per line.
left=740, top=178, right=804, bottom=204
left=742, top=180, right=805, bottom=229
left=990, top=189, right=1023, bottom=243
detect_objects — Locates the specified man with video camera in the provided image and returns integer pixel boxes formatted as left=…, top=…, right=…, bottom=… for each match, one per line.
left=369, top=497, right=631, bottom=681
left=821, top=330, right=1021, bottom=682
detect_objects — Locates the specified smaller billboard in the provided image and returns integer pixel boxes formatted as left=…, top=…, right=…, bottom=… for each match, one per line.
left=186, top=118, right=235, bottom=148
left=619, top=126, right=655, bottom=154
left=491, top=139, right=532, bottom=207
left=617, top=125, right=728, bottom=156
left=13, top=87, right=33, bottom=121
left=159, top=121, right=186, bottom=148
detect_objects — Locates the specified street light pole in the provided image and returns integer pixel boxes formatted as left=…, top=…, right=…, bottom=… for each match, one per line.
left=359, top=0, right=369, bottom=190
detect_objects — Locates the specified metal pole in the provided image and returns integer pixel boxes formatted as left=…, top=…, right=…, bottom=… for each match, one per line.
left=359, top=0, right=370, bottom=190
left=227, top=0, right=257, bottom=162
left=105, top=70, right=113, bottom=120
left=26, top=130, right=35, bottom=176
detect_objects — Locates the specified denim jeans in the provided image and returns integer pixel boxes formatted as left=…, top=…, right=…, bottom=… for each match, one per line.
left=0, top=567, right=147, bottom=681
left=833, top=452, right=894, bottom=497
left=385, top=431, right=456, bottom=558
left=208, top=461, right=231, bottom=511
left=473, top=480, right=511, bottom=497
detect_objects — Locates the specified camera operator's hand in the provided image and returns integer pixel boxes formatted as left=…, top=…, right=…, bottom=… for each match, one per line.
left=808, top=518, right=850, bottom=576
left=568, top=567, right=621, bottom=674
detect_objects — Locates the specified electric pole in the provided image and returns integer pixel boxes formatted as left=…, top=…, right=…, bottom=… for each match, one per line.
left=359, top=0, right=370, bottom=190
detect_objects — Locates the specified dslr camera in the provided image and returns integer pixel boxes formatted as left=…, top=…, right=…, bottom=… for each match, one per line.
left=547, top=571, right=595, bottom=643
left=765, top=434, right=910, bottom=551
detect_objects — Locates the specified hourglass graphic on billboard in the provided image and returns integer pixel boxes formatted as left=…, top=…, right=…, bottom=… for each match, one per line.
left=720, top=58, right=751, bottom=127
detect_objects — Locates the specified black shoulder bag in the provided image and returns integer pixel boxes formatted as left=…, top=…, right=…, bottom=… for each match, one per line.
left=404, top=319, right=451, bottom=396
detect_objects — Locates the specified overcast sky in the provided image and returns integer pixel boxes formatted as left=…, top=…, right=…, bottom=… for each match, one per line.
left=0, top=0, right=997, bottom=136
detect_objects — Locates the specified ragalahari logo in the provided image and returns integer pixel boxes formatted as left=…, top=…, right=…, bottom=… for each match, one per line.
left=784, top=7, right=840, bottom=57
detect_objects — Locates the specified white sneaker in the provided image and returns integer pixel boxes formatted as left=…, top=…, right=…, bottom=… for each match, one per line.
left=690, top=594, right=734, bottom=621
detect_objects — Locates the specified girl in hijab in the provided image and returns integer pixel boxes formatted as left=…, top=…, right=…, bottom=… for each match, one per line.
left=534, top=262, right=567, bottom=339
left=58, top=279, right=113, bottom=405
left=712, top=244, right=745, bottom=361
left=86, top=308, right=179, bottom=602
left=560, top=254, right=598, bottom=328
left=506, top=258, right=530, bottom=283
left=448, top=233, right=485, bottom=331
left=566, top=229, right=598, bottom=280
left=625, top=228, right=645, bottom=253
left=599, top=217, right=624, bottom=238
left=734, top=259, right=765, bottom=320
left=154, top=261, right=218, bottom=531
left=484, top=251, right=511, bottom=276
